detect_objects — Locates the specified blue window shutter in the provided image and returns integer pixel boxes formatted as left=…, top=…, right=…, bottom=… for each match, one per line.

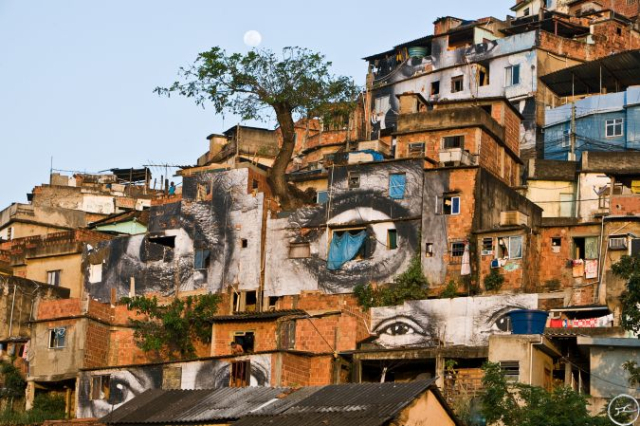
left=317, top=191, right=328, bottom=204
left=513, top=65, right=520, bottom=85
left=452, top=197, right=460, bottom=214
left=389, top=173, right=406, bottom=199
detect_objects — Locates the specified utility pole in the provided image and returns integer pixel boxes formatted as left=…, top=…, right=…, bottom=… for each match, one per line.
left=569, top=102, right=576, bottom=161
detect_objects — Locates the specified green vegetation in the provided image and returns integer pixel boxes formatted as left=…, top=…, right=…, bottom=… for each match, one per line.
left=480, top=362, right=609, bottom=426
left=156, top=46, right=359, bottom=209
left=0, top=394, right=66, bottom=425
left=354, top=255, right=428, bottom=310
left=122, top=294, right=221, bottom=360
left=612, top=255, right=640, bottom=335
left=483, top=269, right=505, bottom=292
left=441, top=281, right=459, bottom=298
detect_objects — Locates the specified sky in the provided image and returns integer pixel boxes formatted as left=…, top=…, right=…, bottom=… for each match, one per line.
left=0, top=0, right=513, bottom=208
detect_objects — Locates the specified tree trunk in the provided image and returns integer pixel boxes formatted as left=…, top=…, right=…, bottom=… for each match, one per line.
left=268, top=105, right=304, bottom=210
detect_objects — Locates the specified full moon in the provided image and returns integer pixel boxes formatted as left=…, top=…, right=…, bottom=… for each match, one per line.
left=243, top=30, right=262, bottom=47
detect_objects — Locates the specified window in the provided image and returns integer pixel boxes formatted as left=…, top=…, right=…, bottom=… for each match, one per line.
left=234, top=331, right=255, bottom=353
left=389, top=173, right=406, bottom=199
left=482, top=238, right=494, bottom=256
left=425, top=243, right=434, bottom=257
left=48, top=327, right=66, bottom=348
left=437, top=195, right=461, bottom=215
left=47, top=270, right=61, bottom=287
left=316, top=190, right=328, bottom=204
left=408, top=142, right=425, bottom=157
left=374, top=95, right=390, bottom=114
left=450, top=242, right=465, bottom=263
left=278, top=321, right=296, bottom=350
left=632, top=238, right=640, bottom=257
left=91, top=375, right=110, bottom=400
left=196, top=183, right=208, bottom=201
left=232, top=291, right=258, bottom=312
left=551, top=237, right=562, bottom=253
left=605, top=118, right=623, bottom=137
left=348, top=172, right=360, bottom=189
left=89, top=264, right=102, bottom=284
left=241, top=239, right=248, bottom=248
left=431, top=81, right=440, bottom=96
left=451, top=75, right=464, bottom=93
left=267, top=296, right=280, bottom=310
left=387, top=229, right=397, bottom=250
left=572, top=236, right=598, bottom=259
left=443, top=136, right=464, bottom=149
left=230, top=360, right=250, bottom=387
left=609, top=237, right=628, bottom=250
left=478, top=65, right=489, bottom=86
left=252, top=179, right=259, bottom=190
left=497, top=236, right=523, bottom=259
left=523, top=7, right=530, bottom=16
left=244, top=292, right=257, bottom=312
left=194, top=249, right=211, bottom=270
left=617, top=27, right=623, bottom=36
left=505, top=65, right=520, bottom=86
left=328, top=228, right=368, bottom=269
left=500, top=361, right=520, bottom=381
left=289, top=242, right=311, bottom=258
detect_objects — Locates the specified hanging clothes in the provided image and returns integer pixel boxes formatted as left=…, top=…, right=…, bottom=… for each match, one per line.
left=327, top=230, right=367, bottom=270
left=460, top=242, right=471, bottom=276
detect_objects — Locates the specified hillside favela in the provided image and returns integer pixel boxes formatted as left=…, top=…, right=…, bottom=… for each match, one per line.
left=2, top=0, right=640, bottom=425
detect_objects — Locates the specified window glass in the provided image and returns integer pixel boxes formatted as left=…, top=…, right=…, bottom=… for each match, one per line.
left=509, top=236, right=523, bottom=259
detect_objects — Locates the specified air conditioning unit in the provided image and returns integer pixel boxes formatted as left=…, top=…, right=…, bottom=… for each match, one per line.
left=500, top=211, right=529, bottom=227
left=609, top=237, right=628, bottom=250
left=439, top=148, right=474, bottom=166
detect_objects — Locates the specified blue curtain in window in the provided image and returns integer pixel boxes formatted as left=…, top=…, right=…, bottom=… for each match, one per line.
left=327, top=230, right=367, bottom=270
left=389, top=174, right=406, bottom=199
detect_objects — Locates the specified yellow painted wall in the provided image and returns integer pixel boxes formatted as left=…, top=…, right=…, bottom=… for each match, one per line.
left=526, top=181, right=575, bottom=218
left=24, top=254, right=84, bottom=298
left=391, top=390, right=457, bottom=426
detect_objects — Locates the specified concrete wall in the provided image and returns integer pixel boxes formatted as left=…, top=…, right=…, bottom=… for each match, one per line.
left=369, top=293, right=537, bottom=348
left=394, top=389, right=457, bottom=426
left=488, top=334, right=555, bottom=388
left=76, top=354, right=272, bottom=418
left=85, top=168, right=265, bottom=302
left=264, top=160, right=423, bottom=296
left=23, top=254, right=84, bottom=298
left=527, top=180, right=577, bottom=218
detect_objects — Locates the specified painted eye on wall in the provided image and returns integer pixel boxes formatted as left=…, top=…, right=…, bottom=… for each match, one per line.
left=479, top=306, right=523, bottom=335
left=373, top=316, right=429, bottom=348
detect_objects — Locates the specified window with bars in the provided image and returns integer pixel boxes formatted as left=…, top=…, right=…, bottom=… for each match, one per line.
left=450, top=242, right=466, bottom=263
left=482, top=238, right=494, bottom=256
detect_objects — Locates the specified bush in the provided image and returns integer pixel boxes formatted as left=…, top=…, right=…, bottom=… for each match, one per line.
left=441, top=281, right=458, bottom=299
left=0, top=393, right=66, bottom=424
left=354, top=255, right=428, bottom=310
left=484, top=269, right=504, bottom=291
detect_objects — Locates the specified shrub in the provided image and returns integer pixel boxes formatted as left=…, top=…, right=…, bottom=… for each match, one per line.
left=484, top=269, right=504, bottom=291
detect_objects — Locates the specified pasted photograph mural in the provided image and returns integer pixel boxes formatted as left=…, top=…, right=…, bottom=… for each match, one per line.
left=265, top=160, right=423, bottom=296
left=77, top=354, right=272, bottom=418
left=369, top=293, right=537, bottom=348
left=84, top=168, right=265, bottom=302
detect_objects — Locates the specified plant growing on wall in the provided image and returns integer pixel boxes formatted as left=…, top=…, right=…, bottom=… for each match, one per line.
left=612, top=254, right=640, bottom=335
left=354, top=255, right=429, bottom=310
left=484, top=269, right=505, bottom=292
left=441, top=281, right=458, bottom=298
left=156, top=47, right=360, bottom=210
left=122, top=294, right=221, bottom=360
left=480, top=362, right=609, bottom=426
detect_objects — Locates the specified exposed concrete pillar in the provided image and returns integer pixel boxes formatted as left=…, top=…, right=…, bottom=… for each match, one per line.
left=25, top=380, right=35, bottom=411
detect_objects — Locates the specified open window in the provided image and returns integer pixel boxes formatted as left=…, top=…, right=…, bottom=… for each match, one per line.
left=348, top=172, right=360, bottom=189
left=477, top=65, right=489, bottom=86
left=497, top=236, right=523, bottom=260
left=47, top=270, right=61, bottom=287
left=431, top=81, right=440, bottom=96
left=232, top=290, right=258, bottom=312
left=48, top=327, right=66, bottom=349
left=230, top=360, right=250, bottom=387
left=425, top=243, right=434, bottom=257
left=443, top=136, right=464, bottom=149
left=327, top=228, right=368, bottom=270
left=91, top=375, right=110, bottom=400
left=481, top=237, right=494, bottom=256
left=572, top=236, right=598, bottom=259
left=234, top=331, right=255, bottom=353
left=436, top=195, right=461, bottom=215
left=451, top=75, right=464, bottom=93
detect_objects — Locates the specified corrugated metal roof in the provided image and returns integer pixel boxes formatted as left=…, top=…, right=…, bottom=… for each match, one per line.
left=101, top=387, right=293, bottom=424
left=541, top=49, right=640, bottom=97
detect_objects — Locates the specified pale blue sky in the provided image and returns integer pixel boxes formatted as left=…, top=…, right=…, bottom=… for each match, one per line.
left=0, top=0, right=513, bottom=208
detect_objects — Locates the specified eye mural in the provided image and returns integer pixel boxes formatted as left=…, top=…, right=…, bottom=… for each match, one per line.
left=84, top=168, right=265, bottom=302
left=77, top=355, right=272, bottom=419
left=264, top=160, right=424, bottom=296
left=369, top=294, right=538, bottom=349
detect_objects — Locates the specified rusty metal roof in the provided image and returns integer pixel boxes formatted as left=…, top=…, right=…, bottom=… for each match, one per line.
left=540, top=49, right=640, bottom=97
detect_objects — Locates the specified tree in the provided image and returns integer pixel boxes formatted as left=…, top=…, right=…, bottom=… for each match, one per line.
left=480, top=362, right=609, bottom=426
left=122, top=294, right=220, bottom=360
left=611, top=255, right=640, bottom=335
left=156, top=47, right=360, bottom=209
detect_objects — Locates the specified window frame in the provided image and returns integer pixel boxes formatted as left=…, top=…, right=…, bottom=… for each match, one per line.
left=437, top=195, right=461, bottom=215
left=408, top=142, right=425, bottom=157
left=505, top=65, right=521, bottom=86
left=481, top=237, right=494, bottom=256
left=442, top=135, right=464, bottom=150
left=330, top=227, right=369, bottom=261
left=497, top=236, right=523, bottom=260
left=46, top=270, right=61, bottom=287
left=451, top=75, right=464, bottom=93
left=348, top=171, right=360, bottom=189
left=387, top=229, right=398, bottom=250
left=388, top=172, right=407, bottom=199
left=316, top=190, right=329, bottom=204
left=450, top=242, right=466, bottom=263
left=48, top=327, right=66, bottom=349
left=605, top=118, right=624, bottom=138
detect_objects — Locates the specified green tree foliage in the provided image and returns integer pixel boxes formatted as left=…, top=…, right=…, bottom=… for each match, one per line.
left=480, top=362, right=609, bottom=426
left=0, top=362, right=25, bottom=400
left=354, top=256, right=428, bottom=310
left=122, top=294, right=221, bottom=360
left=612, top=255, right=640, bottom=335
left=484, top=269, right=505, bottom=291
left=622, top=360, right=640, bottom=387
left=156, top=47, right=360, bottom=209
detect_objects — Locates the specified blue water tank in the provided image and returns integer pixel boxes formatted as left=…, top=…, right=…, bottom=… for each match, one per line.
left=508, top=310, right=549, bottom=334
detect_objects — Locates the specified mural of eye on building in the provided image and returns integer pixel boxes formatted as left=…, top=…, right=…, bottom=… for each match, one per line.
left=76, top=354, right=272, bottom=418
left=367, top=31, right=538, bottom=153
left=369, top=293, right=537, bottom=349
left=83, top=168, right=265, bottom=302
left=265, top=160, right=423, bottom=296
